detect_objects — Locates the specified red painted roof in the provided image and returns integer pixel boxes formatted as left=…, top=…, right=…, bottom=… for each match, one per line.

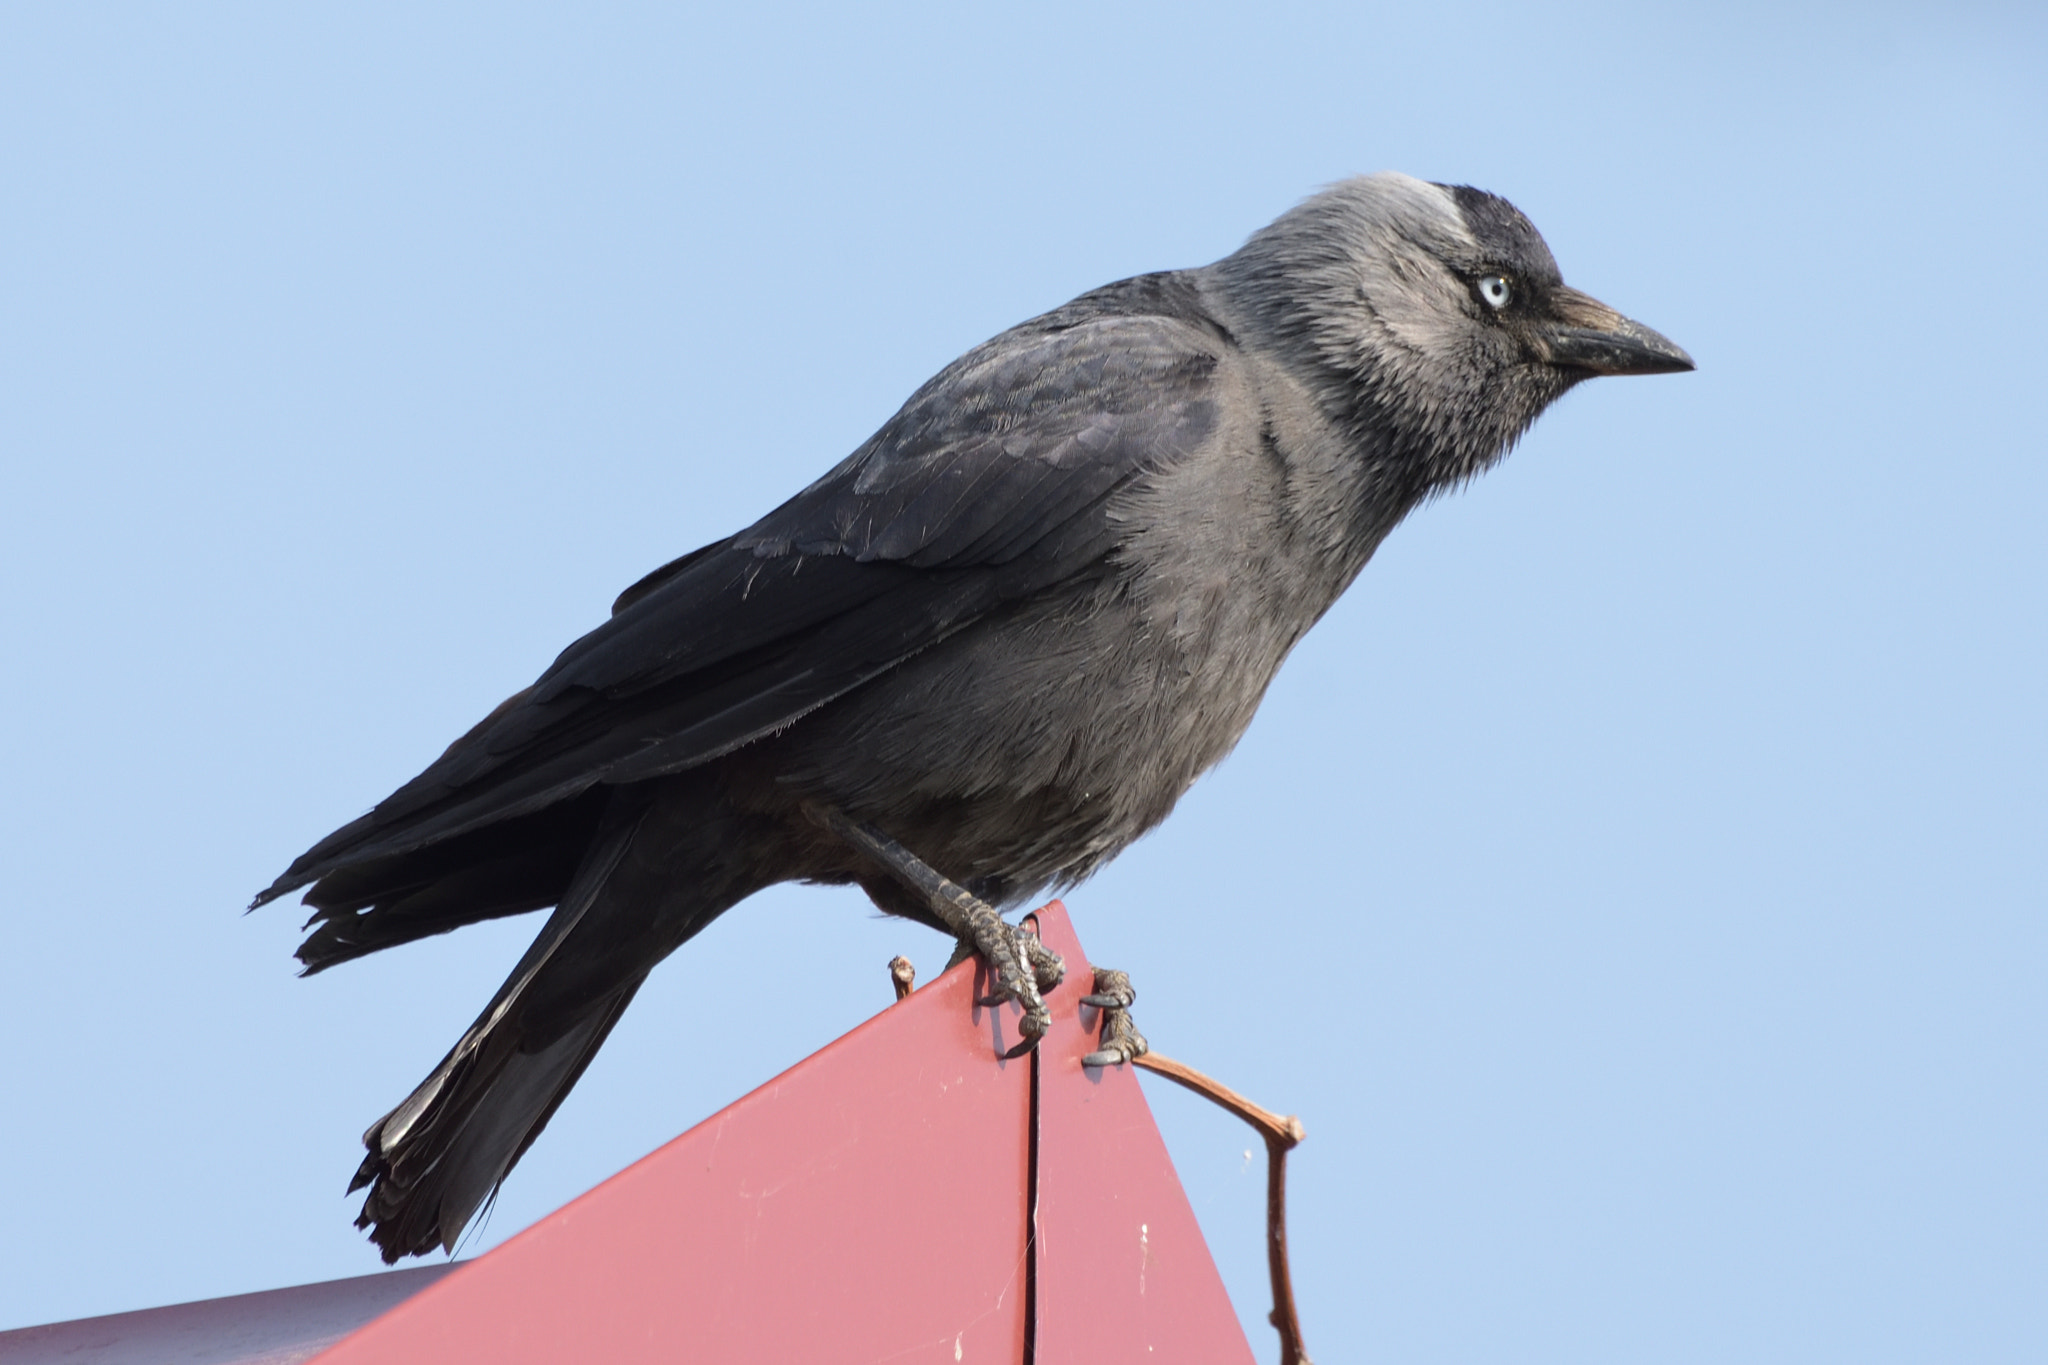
left=1030, top=906, right=1256, bottom=1363
left=0, top=1266, right=453, bottom=1365
left=6, top=902, right=1253, bottom=1363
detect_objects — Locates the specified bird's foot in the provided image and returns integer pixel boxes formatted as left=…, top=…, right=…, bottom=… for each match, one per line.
left=1080, top=966, right=1149, bottom=1066
left=954, top=909, right=1066, bottom=1057
left=806, top=803, right=1072, bottom=1056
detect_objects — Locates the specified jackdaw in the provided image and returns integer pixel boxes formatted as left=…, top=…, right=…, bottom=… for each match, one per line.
left=256, top=172, right=1693, bottom=1261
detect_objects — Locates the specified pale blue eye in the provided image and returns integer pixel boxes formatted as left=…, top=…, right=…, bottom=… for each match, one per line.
left=1478, top=274, right=1512, bottom=310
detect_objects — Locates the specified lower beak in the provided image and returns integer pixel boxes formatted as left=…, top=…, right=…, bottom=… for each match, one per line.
left=1541, top=286, right=1694, bottom=376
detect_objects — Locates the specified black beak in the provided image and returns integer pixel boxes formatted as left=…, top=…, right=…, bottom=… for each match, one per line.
left=1542, top=286, right=1694, bottom=376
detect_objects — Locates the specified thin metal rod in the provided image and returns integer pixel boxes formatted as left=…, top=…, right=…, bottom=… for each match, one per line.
left=1135, top=1052, right=1310, bottom=1365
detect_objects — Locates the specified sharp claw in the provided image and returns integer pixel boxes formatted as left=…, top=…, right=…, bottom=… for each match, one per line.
left=1083, top=964, right=1149, bottom=1065
left=1019, top=934, right=1066, bottom=992
left=1081, top=966, right=1135, bottom=1010
left=1003, top=1005, right=1051, bottom=1058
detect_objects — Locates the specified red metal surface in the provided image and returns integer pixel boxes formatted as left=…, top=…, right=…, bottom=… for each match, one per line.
left=309, top=937, right=1032, bottom=1365
left=14, top=904, right=1255, bottom=1363
left=1030, top=905, right=1258, bottom=1364
left=0, top=1265, right=453, bottom=1365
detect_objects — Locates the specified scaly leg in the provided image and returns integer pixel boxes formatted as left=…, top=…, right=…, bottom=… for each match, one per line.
left=807, top=804, right=1065, bottom=1054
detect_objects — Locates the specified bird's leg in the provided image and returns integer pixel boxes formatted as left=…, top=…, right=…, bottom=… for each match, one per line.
left=1080, top=966, right=1149, bottom=1067
left=805, top=804, right=1064, bottom=1054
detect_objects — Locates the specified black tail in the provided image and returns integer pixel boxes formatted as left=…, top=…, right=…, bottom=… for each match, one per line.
left=343, top=785, right=771, bottom=1261
left=290, top=792, right=610, bottom=975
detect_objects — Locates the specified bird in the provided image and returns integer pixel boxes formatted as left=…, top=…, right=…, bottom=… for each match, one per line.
left=255, top=172, right=1693, bottom=1262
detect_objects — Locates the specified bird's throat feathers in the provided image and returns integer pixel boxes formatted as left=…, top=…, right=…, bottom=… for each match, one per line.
left=1209, top=172, right=1580, bottom=500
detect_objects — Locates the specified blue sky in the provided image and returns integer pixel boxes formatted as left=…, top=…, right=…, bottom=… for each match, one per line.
left=3, top=4, right=2043, bottom=1360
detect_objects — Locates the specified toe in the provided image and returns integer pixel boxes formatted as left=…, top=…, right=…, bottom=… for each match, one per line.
left=1080, top=967, right=1135, bottom=1010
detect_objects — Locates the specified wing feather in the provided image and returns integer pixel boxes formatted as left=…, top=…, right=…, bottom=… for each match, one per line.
left=258, top=299, right=1227, bottom=905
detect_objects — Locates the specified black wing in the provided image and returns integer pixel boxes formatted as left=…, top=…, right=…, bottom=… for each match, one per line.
left=257, top=289, right=1227, bottom=906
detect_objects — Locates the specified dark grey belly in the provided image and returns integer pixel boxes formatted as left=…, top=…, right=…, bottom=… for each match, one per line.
left=732, top=562, right=1298, bottom=903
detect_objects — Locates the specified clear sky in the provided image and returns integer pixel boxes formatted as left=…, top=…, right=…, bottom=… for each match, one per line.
left=3, top=3, right=2042, bottom=1360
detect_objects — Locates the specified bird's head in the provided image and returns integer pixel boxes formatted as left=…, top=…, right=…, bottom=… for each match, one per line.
left=1212, top=172, right=1692, bottom=489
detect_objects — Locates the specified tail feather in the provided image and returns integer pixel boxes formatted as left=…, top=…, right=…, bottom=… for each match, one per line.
left=351, top=985, right=641, bottom=1261
left=347, top=809, right=646, bottom=1262
left=341, top=783, right=775, bottom=1261
left=291, top=792, right=609, bottom=975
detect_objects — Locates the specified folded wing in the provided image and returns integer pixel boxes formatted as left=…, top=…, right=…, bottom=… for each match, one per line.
left=257, top=301, right=1227, bottom=907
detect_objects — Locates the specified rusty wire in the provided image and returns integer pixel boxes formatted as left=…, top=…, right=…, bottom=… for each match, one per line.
left=1134, top=1051, right=1311, bottom=1365
left=885, top=947, right=1310, bottom=1362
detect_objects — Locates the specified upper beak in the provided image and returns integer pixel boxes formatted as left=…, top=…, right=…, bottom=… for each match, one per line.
left=1541, top=285, right=1694, bottom=376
